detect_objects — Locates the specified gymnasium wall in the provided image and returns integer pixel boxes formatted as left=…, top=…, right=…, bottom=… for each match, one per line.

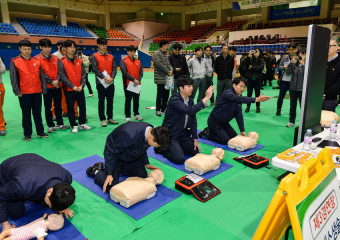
left=122, top=21, right=171, bottom=40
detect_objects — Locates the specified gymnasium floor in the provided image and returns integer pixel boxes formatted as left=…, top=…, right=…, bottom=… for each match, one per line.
left=0, top=70, right=317, bottom=239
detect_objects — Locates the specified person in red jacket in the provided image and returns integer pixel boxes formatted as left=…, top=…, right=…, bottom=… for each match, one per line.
left=58, top=40, right=91, bottom=134
left=90, top=37, right=118, bottom=127
left=36, top=38, right=69, bottom=133
left=10, top=40, right=48, bottom=141
left=120, top=45, right=143, bottom=122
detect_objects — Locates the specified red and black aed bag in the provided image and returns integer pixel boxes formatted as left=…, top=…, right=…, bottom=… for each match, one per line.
left=175, top=174, right=221, bottom=202
left=233, top=154, right=269, bottom=169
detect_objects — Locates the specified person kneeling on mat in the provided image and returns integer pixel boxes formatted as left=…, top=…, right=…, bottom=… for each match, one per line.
left=86, top=122, right=171, bottom=193
left=0, top=153, right=75, bottom=232
left=199, top=76, right=270, bottom=144
left=157, top=75, right=214, bottom=164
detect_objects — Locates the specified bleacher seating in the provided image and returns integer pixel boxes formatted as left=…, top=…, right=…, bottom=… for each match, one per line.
left=153, top=30, right=185, bottom=43
left=149, top=43, right=159, bottom=52
left=232, top=44, right=289, bottom=54
left=87, top=24, right=107, bottom=38
left=214, top=20, right=246, bottom=31
left=107, top=29, right=133, bottom=40
left=17, top=18, right=92, bottom=38
left=0, top=23, right=18, bottom=34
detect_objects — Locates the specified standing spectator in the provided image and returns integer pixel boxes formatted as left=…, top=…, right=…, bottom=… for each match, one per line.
left=214, top=45, right=236, bottom=103
left=36, top=38, right=69, bottom=134
left=286, top=49, right=306, bottom=127
left=153, top=40, right=173, bottom=117
left=323, top=36, right=340, bottom=112
left=238, top=52, right=248, bottom=79
left=276, top=43, right=298, bottom=116
left=263, top=50, right=276, bottom=86
left=58, top=40, right=92, bottom=134
left=276, top=54, right=285, bottom=83
left=0, top=57, right=5, bottom=136
left=10, top=40, right=48, bottom=141
left=52, top=41, right=64, bottom=59
left=90, top=37, right=118, bottom=127
left=187, top=47, right=211, bottom=103
left=203, top=45, right=215, bottom=105
left=168, top=43, right=189, bottom=95
left=76, top=48, right=93, bottom=97
left=120, top=45, right=143, bottom=122
left=244, top=48, right=264, bottom=113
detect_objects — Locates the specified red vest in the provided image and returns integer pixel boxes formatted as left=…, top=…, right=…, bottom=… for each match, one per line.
left=35, top=53, right=60, bottom=88
left=12, top=56, right=41, bottom=94
left=93, top=52, right=113, bottom=77
left=61, top=56, right=82, bottom=91
left=123, top=56, right=141, bottom=86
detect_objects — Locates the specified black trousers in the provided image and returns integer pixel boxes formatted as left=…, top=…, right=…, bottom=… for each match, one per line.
left=216, top=79, right=232, bottom=103
left=64, top=90, right=86, bottom=127
left=323, top=99, right=338, bottom=113
left=207, top=116, right=237, bottom=145
left=205, top=76, right=215, bottom=103
left=18, top=93, right=44, bottom=137
left=247, top=79, right=261, bottom=108
left=124, top=86, right=140, bottom=118
left=277, top=81, right=290, bottom=111
left=43, top=88, right=64, bottom=127
left=156, top=84, right=170, bottom=112
left=163, top=130, right=199, bottom=164
left=85, top=73, right=93, bottom=94
left=289, top=90, right=302, bottom=124
left=264, top=71, right=274, bottom=85
left=96, top=84, right=114, bottom=121
left=94, top=157, right=147, bottom=193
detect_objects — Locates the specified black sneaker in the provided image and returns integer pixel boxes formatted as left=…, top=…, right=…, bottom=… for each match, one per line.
left=276, top=110, right=281, bottom=116
left=256, top=107, right=260, bottom=113
left=86, top=162, right=104, bottom=177
left=154, top=147, right=163, bottom=154
left=24, top=136, right=32, bottom=141
left=198, top=127, right=209, bottom=139
left=37, top=133, right=49, bottom=138
left=245, top=107, right=250, bottom=113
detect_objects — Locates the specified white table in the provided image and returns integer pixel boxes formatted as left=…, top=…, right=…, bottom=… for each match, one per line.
left=271, top=128, right=340, bottom=181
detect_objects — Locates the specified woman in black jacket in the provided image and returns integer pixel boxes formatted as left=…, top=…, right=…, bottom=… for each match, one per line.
left=286, top=49, right=306, bottom=127
left=245, top=48, right=264, bottom=113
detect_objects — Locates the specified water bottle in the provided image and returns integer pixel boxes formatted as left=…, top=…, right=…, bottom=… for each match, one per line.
left=330, top=120, right=338, bottom=140
left=303, top=129, right=313, bottom=151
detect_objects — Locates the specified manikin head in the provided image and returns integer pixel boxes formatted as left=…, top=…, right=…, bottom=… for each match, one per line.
left=248, top=132, right=259, bottom=140
left=147, top=126, right=171, bottom=151
left=19, top=40, right=32, bottom=59
left=145, top=169, right=164, bottom=185
left=44, top=183, right=76, bottom=212
left=177, top=75, right=194, bottom=98
left=211, top=148, right=225, bottom=161
left=45, top=214, right=64, bottom=231
left=97, top=37, right=108, bottom=54
left=232, top=77, right=247, bottom=96
left=39, top=38, right=52, bottom=57
left=329, top=36, right=339, bottom=59
left=127, top=45, right=137, bottom=59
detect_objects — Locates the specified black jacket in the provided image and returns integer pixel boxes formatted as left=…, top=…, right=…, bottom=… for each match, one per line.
left=214, top=54, right=235, bottom=80
left=264, top=56, right=276, bottom=75
left=238, top=56, right=248, bottom=78
left=209, top=88, right=255, bottom=132
left=0, top=153, right=72, bottom=223
left=168, top=54, right=189, bottom=79
left=324, top=55, right=340, bottom=100
left=287, top=62, right=305, bottom=91
left=162, top=92, right=205, bottom=139
left=104, top=122, right=152, bottom=175
left=245, top=56, right=264, bottom=80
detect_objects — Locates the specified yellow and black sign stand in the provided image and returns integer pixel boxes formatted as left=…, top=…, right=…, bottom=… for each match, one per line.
left=253, top=148, right=340, bottom=240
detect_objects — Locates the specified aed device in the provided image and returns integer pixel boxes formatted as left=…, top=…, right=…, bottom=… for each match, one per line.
left=175, top=174, right=221, bottom=202
left=233, top=154, right=269, bottom=169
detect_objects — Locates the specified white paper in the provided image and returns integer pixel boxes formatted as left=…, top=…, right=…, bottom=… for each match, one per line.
left=127, top=81, right=141, bottom=94
left=97, top=70, right=113, bottom=89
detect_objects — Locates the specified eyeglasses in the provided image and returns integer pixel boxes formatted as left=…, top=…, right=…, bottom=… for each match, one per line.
left=329, top=45, right=337, bottom=48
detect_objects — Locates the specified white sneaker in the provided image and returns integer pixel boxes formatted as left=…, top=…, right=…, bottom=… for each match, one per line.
left=88, top=94, right=94, bottom=97
left=133, top=115, right=143, bottom=121
left=79, top=124, right=92, bottom=130
left=101, top=120, right=107, bottom=127
left=286, top=122, right=295, bottom=128
left=126, top=117, right=131, bottom=122
left=47, top=127, right=55, bottom=133
left=72, top=126, right=78, bottom=134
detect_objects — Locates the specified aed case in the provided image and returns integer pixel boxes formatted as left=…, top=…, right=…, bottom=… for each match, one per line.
left=175, top=174, right=221, bottom=202
left=233, top=154, right=269, bottom=169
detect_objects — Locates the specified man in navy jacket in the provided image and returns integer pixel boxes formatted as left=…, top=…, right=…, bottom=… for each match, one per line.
left=200, top=77, right=270, bottom=144
left=0, top=153, right=75, bottom=231
left=87, top=122, right=171, bottom=192
left=161, top=75, right=214, bottom=164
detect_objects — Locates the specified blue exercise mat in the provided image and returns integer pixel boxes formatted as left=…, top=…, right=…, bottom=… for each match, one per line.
left=0, top=203, right=85, bottom=240
left=197, top=130, right=265, bottom=155
left=62, top=155, right=181, bottom=221
left=146, top=146, right=233, bottom=179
